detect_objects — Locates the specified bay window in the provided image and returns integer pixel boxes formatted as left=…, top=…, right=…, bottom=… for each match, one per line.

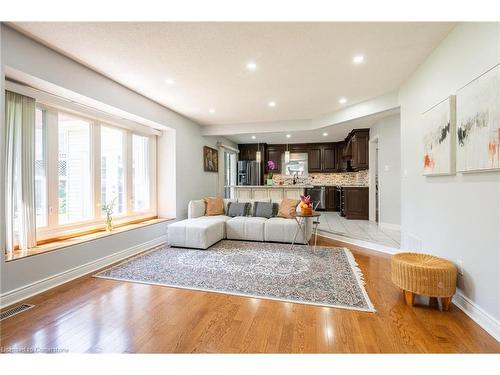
left=7, top=97, right=157, bottom=251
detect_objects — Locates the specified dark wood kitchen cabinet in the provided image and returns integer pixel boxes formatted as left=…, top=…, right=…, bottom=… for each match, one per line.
left=322, top=145, right=337, bottom=172
left=343, top=186, right=369, bottom=220
left=347, top=129, right=370, bottom=170
left=325, top=186, right=337, bottom=211
left=265, top=144, right=283, bottom=172
left=308, top=146, right=322, bottom=172
left=238, top=143, right=265, bottom=161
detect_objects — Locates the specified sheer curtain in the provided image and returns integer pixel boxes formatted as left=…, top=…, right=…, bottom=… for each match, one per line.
left=5, top=91, right=36, bottom=253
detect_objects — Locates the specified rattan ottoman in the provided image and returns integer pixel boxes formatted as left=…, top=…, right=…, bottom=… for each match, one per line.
left=391, top=252, right=457, bottom=311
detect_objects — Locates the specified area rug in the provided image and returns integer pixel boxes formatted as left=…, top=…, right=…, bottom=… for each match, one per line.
left=95, top=240, right=375, bottom=312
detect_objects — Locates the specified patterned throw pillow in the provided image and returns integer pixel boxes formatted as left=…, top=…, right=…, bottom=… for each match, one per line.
left=227, top=202, right=251, bottom=217
left=204, top=197, right=224, bottom=216
left=253, top=202, right=279, bottom=218
left=277, top=198, right=300, bottom=219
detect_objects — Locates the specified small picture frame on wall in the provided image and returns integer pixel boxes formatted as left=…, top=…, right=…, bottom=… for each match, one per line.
left=203, top=146, right=219, bottom=172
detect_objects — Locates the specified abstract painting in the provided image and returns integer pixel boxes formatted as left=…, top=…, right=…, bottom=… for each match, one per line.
left=422, top=96, right=456, bottom=176
left=203, top=146, right=218, bottom=172
left=456, top=64, right=500, bottom=172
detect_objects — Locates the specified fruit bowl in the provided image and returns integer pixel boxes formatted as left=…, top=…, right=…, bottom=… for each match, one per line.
left=300, top=204, right=313, bottom=215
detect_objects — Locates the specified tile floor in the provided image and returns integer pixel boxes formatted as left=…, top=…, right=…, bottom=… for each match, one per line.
left=316, top=212, right=401, bottom=248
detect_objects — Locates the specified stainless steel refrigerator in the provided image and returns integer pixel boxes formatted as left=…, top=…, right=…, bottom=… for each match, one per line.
left=237, top=160, right=262, bottom=185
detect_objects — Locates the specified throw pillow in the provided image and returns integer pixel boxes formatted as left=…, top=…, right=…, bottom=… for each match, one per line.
left=277, top=198, right=300, bottom=219
left=227, top=202, right=251, bottom=217
left=204, top=197, right=224, bottom=216
left=253, top=202, right=279, bottom=218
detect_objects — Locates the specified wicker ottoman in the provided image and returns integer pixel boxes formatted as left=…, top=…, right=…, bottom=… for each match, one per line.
left=391, top=252, right=457, bottom=311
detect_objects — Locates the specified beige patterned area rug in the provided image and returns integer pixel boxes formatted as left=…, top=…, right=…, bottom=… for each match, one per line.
left=95, top=240, right=375, bottom=312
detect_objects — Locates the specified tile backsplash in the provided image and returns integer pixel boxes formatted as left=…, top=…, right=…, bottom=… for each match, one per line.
left=270, top=170, right=369, bottom=186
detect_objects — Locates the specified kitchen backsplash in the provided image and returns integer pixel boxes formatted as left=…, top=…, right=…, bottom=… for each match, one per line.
left=270, top=170, right=369, bottom=186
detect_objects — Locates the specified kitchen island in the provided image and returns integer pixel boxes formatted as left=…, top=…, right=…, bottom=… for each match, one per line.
left=226, top=185, right=311, bottom=200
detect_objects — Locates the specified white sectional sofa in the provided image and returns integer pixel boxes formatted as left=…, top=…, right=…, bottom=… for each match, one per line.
left=167, top=198, right=312, bottom=249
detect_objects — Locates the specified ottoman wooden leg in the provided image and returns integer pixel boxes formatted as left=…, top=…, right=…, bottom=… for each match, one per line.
left=440, top=297, right=452, bottom=311
left=403, top=290, right=415, bottom=306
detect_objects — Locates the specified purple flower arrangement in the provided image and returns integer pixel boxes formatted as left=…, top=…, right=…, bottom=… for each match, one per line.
left=267, top=160, right=276, bottom=184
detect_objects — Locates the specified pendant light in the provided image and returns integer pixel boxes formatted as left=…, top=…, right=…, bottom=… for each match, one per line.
left=284, top=137, right=290, bottom=163
left=255, top=141, right=262, bottom=163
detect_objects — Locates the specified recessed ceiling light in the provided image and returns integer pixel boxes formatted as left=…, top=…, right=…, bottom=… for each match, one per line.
left=323, top=132, right=328, bottom=137
left=339, top=97, right=347, bottom=104
left=208, top=108, right=216, bottom=113
left=286, top=134, right=291, bottom=138
left=251, top=135, right=256, bottom=139
left=246, top=62, right=257, bottom=71
left=165, top=78, right=174, bottom=85
left=268, top=101, right=276, bottom=107
left=353, top=55, right=364, bottom=64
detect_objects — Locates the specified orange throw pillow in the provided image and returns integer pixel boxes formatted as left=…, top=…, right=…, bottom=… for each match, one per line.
left=277, top=198, right=300, bottom=219
left=204, top=197, right=224, bottom=216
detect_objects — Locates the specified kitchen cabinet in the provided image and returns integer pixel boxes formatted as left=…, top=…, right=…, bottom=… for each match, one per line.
left=308, top=146, right=322, bottom=172
left=343, top=187, right=369, bottom=219
left=239, top=135, right=368, bottom=174
left=345, top=129, right=369, bottom=170
left=265, top=144, right=283, bottom=172
left=238, top=143, right=266, bottom=161
left=325, top=186, right=337, bottom=211
left=322, top=145, right=337, bottom=172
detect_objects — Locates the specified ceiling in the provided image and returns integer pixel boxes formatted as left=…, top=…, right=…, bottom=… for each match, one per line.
left=11, top=22, right=454, bottom=127
left=225, top=108, right=400, bottom=144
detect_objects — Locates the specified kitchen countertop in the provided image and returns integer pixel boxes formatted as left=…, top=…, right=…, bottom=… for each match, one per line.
left=226, top=185, right=369, bottom=188
left=226, top=185, right=313, bottom=188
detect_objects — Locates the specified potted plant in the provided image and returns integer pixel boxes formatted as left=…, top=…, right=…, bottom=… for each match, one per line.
left=102, top=197, right=117, bottom=233
left=267, top=160, right=276, bottom=185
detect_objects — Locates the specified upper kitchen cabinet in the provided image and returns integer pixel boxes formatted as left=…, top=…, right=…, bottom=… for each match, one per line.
left=238, top=143, right=265, bottom=161
left=265, top=144, right=284, bottom=172
left=308, top=145, right=322, bottom=172
left=345, top=129, right=370, bottom=170
left=322, top=143, right=337, bottom=172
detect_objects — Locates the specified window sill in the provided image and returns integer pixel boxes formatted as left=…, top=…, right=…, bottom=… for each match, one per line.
left=5, top=217, right=174, bottom=262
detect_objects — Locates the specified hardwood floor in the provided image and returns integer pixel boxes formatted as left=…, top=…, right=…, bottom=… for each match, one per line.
left=1, top=236, right=499, bottom=353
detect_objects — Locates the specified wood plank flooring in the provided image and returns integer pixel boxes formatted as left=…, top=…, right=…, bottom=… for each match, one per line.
left=1, top=236, right=499, bottom=353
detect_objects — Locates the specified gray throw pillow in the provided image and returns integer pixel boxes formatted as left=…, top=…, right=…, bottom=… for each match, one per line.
left=253, top=202, right=279, bottom=218
left=227, top=202, right=250, bottom=217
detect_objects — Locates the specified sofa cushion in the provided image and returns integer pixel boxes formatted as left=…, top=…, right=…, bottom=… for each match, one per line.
left=227, top=202, right=251, bottom=217
left=204, top=197, right=224, bottom=216
left=253, top=201, right=279, bottom=218
left=226, top=217, right=267, bottom=242
left=277, top=198, right=300, bottom=219
left=264, top=217, right=311, bottom=244
left=168, top=218, right=225, bottom=249
left=188, top=199, right=206, bottom=218
left=223, top=199, right=237, bottom=215
left=237, top=198, right=271, bottom=214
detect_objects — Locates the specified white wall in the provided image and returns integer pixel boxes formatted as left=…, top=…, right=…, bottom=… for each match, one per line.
left=369, top=114, right=401, bottom=227
left=0, top=24, right=234, bottom=297
left=399, top=23, right=500, bottom=332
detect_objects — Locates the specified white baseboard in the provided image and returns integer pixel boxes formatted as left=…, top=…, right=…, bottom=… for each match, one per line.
left=318, top=230, right=500, bottom=343
left=0, top=235, right=168, bottom=309
left=452, top=291, right=500, bottom=342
